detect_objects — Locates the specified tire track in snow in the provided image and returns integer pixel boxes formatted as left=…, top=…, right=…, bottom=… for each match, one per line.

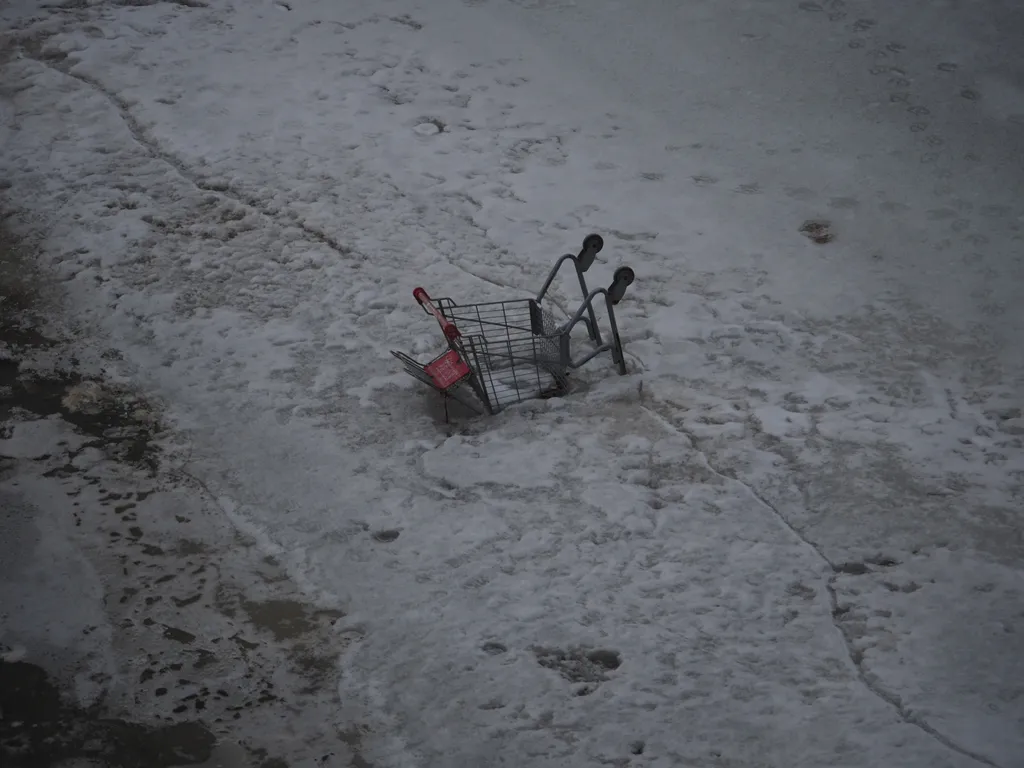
left=20, top=38, right=507, bottom=300
left=19, top=40, right=533, bottom=311
left=19, top=49, right=363, bottom=268
left=638, top=402, right=1003, bottom=768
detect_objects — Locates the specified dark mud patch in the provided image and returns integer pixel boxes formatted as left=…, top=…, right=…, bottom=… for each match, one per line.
left=0, top=660, right=216, bottom=767
left=242, top=598, right=344, bottom=642
left=1, top=237, right=162, bottom=472
left=799, top=219, right=835, bottom=244
left=0, top=364, right=162, bottom=473
left=1, top=225, right=360, bottom=766
left=0, top=230, right=49, bottom=343
left=292, top=648, right=339, bottom=695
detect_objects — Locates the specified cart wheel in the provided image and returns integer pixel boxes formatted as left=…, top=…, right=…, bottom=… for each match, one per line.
left=608, top=266, right=635, bottom=304
left=577, top=234, right=603, bottom=272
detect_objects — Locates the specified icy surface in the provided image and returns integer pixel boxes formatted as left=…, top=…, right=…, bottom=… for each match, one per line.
left=1, top=0, right=1023, bottom=765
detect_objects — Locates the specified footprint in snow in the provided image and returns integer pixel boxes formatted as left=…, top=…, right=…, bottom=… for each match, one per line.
left=414, top=120, right=444, bottom=136
left=414, top=123, right=440, bottom=136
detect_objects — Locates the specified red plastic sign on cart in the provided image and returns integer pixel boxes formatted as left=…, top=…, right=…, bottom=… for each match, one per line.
left=424, top=349, right=471, bottom=389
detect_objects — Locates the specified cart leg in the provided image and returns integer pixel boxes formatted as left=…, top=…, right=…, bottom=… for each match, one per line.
left=536, top=254, right=576, bottom=304
left=463, top=337, right=496, bottom=415
left=559, top=279, right=633, bottom=375
left=535, top=235, right=605, bottom=344
left=605, top=293, right=628, bottom=376
left=576, top=235, right=603, bottom=344
left=576, top=266, right=601, bottom=345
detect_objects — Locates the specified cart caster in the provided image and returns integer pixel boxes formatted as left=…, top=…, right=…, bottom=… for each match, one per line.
left=609, top=266, right=634, bottom=304
left=577, top=233, right=604, bottom=271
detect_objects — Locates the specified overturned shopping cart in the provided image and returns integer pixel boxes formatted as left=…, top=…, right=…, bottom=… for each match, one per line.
left=391, top=234, right=635, bottom=416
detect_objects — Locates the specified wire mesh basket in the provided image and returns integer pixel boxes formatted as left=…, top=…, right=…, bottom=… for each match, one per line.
left=392, top=234, right=634, bottom=416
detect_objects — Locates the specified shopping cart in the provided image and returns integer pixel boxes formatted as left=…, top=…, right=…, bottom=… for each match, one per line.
left=391, top=234, right=635, bottom=416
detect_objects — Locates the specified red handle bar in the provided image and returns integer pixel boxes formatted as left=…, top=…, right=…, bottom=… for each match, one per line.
left=414, top=288, right=461, bottom=341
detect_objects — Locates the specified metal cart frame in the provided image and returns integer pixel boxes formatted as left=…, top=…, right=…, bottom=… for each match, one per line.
left=392, top=234, right=634, bottom=416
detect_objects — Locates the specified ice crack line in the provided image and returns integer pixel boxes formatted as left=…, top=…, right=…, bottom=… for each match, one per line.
left=22, top=47, right=531, bottom=303
left=639, top=401, right=1002, bottom=768
left=21, top=50, right=361, bottom=263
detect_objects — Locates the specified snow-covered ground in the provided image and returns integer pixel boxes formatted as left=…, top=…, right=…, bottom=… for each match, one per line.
left=1, top=0, right=1022, bottom=765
